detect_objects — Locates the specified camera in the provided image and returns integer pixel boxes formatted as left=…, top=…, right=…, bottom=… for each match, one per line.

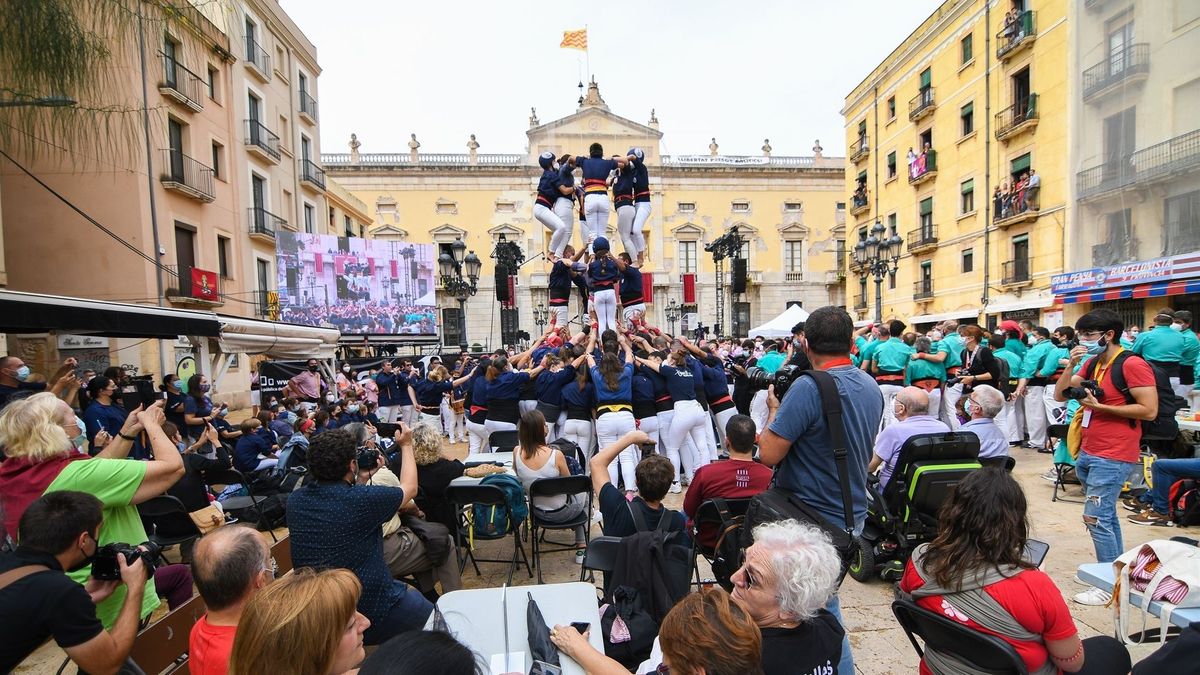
left=1062, top=379, right=1101, bottom=401
left=92, top=541, right=160, bottom=581
left=357, top=446, right=381, bottom=471
left=745, top=364, right=802, bottom=398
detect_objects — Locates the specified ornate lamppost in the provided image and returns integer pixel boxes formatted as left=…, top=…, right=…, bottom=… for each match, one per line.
left=438, top=238, right=481, bottom=348
left=664, top=298, right=681, bottom=336
left=534, top=302, right=548, bottom=332
left=852, top=220, right=902, bottom=324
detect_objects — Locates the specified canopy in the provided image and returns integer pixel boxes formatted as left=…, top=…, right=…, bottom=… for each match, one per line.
left=748, top=304, right=810, bottom=338
left=213, top=316, right=341, bottom=360
left=0, top=289, right=221, bottom=338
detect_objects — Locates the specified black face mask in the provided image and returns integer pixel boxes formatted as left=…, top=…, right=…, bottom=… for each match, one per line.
left=68, top=533, right=97, bottom=573
left=308, top=366, right=319, bottom=373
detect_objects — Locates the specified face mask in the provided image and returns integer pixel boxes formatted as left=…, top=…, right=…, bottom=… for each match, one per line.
left=71, top=416, right=88, bottom=451
left=347, top=404, right=360, bottom=413
left=1171, top=323, right=1184, bottom=332
left=1027, top=335, right=1038, bottom=346
left=67, top=534, right=97, bottom=573
left=342, top=366, right=352, bottom=373
left=286, top=411, right=298, bottom=424
left=325, top=394, right=336, bottom=403
left=1080, top=335, right=1108, bottom=355
left=217, top=408, right=228, bottom=417
left=13, top=365, right=31, bottom=382
left=199, top=383, right=211, bottom=393
left=308, top=365, right=319, bottom=373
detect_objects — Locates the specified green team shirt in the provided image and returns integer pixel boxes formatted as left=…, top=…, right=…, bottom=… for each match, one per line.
left=938, top=337, right=963, bottom=369
left=907, top=355, right=946, bottom=384
left=994, top=349, right=1021, bottom=383
left=1038, top=346, right=1069, bottom=378
left=1001, top=336, right=1027, bottom=361
left=1132, top=326, right=1185, bottom=363
left=45, top=458, right=160, bottom=629
left=1018, top=339, right=1056, bottom=379
left=1180, top=329, right=1199, bottom=366
left=859, top=339, right=882, bottom=365
left=874, top=338, right=914, bottom=373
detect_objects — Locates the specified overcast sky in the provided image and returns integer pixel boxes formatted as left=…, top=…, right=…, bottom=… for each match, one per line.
left=282, top=0, right=945, bottom=159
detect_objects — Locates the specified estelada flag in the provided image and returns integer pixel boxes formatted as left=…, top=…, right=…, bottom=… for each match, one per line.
left=560, top=28, right=587, bottom=51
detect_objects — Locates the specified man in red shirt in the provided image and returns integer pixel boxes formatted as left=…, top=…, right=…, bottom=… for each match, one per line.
left=189, top=526, right=274, bottom=675
left=683, top=414, right=773, bottom=549
left=1054, top=308, right=1158, bottom=606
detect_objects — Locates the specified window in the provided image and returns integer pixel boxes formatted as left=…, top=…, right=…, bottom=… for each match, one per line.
left=731, top=200, right=750, bottom=213
left=961, top=33, right=974, bottom=64
left=836, top=202, right=846, bottom=211
left=1010, top=152, right=1032, bottom=181
left=278, top=115, right=289, bottom=152
left=919, top=198, right=933, bottom=231
left=1164, top=191, right=1200, bottom=255
left=784, top=202, right=803, bottom=212
left=921, top=261, right=932, bottom=282
left=961, top=178, right=975, bottom=214
left=783, top=241, right=803, bottom=273
left=250, top=174, right=265, bottom=210
left=303, top=203, right=315, bottom=234
left=174, top=223, right=195, bottom=271
left=887, top=151, right=896, bottom=179
left=206, top=66, right=218, bottom=100
left=256, top=259, right=271, bottom=309
left=163, top=36, right=179, bottom=87
left=920, top=67, right=932, bottom=91
left=887, top=96, right=896, bottom=120
left=495, top=200, right=517, bottom=213
left=960, top=101, right=974, bottom=136
left=889, top=271, right=897, bottom=290
left=678, top=202, right=696, bottom=213
left=344, top=215, right=353, bottom=238
left=298, top=71, right=308, bottom=95
left=962, top=248, right=974, bottom=273
left=211, top=141, right=223, bottom=179
left=887, top=213, right=898, bottom=237
left=679, top=241, right=697, bottom=274
left=217, top=236, right=231, bottom=277
left=836, top=239, right=846, bottom=271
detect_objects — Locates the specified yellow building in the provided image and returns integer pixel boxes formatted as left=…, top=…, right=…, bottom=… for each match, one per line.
left=842, top=0, right=1069, bottom=331
left=324, top=81, right=846, bottom=349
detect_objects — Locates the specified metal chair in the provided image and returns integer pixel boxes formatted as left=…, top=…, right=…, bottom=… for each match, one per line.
left=689, top=497, right=752, bottom=589
left=582, top=536, right=621, bottom=589
left=892, top=598, right=1029, bottom=675
left=136, top=495, right=203, bottom=554
left=488, top=430, right=519, bottom=453
left=445, top=484, right=531, bottom=585
left=204, top=468, right=279, bottom=542
left=527, top=475, right=593, bottom=582
left=1046, top=424, right=1082, bottom=504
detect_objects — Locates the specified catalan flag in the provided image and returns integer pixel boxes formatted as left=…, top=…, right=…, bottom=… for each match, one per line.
left=560, top=28, right=587, bottom=51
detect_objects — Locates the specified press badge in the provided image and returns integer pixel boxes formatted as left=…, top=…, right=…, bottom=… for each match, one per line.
left=1081, top=409, right=1092, bottom=427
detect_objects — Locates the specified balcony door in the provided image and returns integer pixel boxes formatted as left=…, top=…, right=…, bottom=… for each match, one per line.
left=175, top=224, right=195, bottom=273
left=167, top=118, right=185, bottom=181
left=1107, top=20, right=1134, bottom=75
left=1012, top=235, right=1030, bottom=279
left=256, top=259, right=271, bottom=308
left=1012, top=67, right=1030, bottom=115
left=301, top=135, right=312, bottom=163
left=163, top=37, right=178, bottom=88
left=1103, top=108, right=1136, bottom=182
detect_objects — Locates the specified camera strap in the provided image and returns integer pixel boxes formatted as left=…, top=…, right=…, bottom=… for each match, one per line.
left=797, top=370, right=856, bottom=537
left=0, top=565, right=50, bottom=592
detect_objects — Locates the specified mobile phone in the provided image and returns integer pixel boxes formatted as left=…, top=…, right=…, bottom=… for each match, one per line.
left=638, top=441, right=657, bottom=456
left=570, top=621, right=590, bottom=634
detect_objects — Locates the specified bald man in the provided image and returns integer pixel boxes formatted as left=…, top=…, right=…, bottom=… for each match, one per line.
left=868, top=386, right=950, bottom=487
left=189, top=526, right=273, bottom=675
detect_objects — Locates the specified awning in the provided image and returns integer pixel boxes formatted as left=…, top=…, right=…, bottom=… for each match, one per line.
left=0, top=289, right=221, bottom=338
left=748, top=305, right=810, bottom=338
left=908, top=309, right=980, bottom=325
left=214, top=315, right=342, bottom=360
left=1056, top=279, right=1200, bottom=304
left=984, top=296, right=1056, bottom=314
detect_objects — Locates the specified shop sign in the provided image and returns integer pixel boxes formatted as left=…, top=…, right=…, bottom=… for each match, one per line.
left=1052, top=251, right=1200, bottom=294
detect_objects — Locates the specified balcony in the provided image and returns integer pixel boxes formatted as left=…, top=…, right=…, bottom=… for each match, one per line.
left=299, top=90, right=318, bottom=123
left=995, top=94, right=1038, bottom=142
left=1077, top=129, right=1200, bottom=202
left=909, top=88, right=936, bottom=122
left=160, top=149, right=215, bottom=202
left=850, top=135, right=869, bottom=164
left=245, top=119, right=281, bottom=162
left=1166, top=218, right=1200, bottom=257
left=300, top=159, right=326, bottom=191
left=248, top=206, right=286, bottom=241
left=907, top=226, right=938, bottom=254
left=1083, top=44, right=1149, bottom=103
left=996, top=11, right=1036, bottom=62
left=914, top=279, right=934, bottom=301
left=158, top=54, right=204, bottom=113
left=824, top=269, right=846, bottom=286
left=784, top=271, right=804, bottom=282
left=1001, top=259, right=1032, bottom=288
left=909, top=149, right=937, bottom=186
left=850, top=192, right=870, bottom=216
left=853, top=294, right=867, bottom=311
left=165, top=265, right=223, bottom=307
left=244, top=36, right=271, bottom=82
left=1091, top=239, right=1138, bottom=267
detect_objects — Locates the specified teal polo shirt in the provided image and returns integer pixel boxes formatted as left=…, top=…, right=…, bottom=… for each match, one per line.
left=874, top=338, right=914, bottom=374
left=859, top=339, right=882, bottom=366
left=756, top=350, right=786, bottom=374
left=1038, top=346, right=1069, bottom=378
left=1180, top=329, right=1199, bottom=367
left=907, top=356, right=946, bottom=384
left=1001, top=336, right=1027, bottom=361
left=1018, top=339, right=1056, bottom=380
left=994, top=349, right=1021, bottom=384
left=939, top=335, right=964, bottom=370
left=1132, top=326, right=1185, bottom=364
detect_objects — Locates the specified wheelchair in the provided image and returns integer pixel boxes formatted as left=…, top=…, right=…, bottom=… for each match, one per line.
left=849, top=432, right=982, bottom=583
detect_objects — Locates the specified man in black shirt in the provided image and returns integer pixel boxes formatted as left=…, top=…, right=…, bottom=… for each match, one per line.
left=0, top=491, right=149, bottom=674
left=785, top=321, right=813, bottom=370
left=590, top=429, right=687, bottom=538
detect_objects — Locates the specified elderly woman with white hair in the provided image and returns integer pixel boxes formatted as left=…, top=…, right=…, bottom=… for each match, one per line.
left=961, top=384, right=1012, bottom=465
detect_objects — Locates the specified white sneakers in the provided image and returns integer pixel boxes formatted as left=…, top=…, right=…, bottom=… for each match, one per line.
left=669, top=482, right=682, bottom=494
left=1073, top=586, right=1112, bottom=606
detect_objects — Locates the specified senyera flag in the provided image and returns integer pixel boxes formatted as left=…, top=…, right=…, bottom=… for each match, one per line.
left=560, top=28, right=587, bottom=51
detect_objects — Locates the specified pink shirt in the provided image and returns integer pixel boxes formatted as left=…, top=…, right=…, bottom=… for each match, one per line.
left=288, top=371, right=323, bottom=399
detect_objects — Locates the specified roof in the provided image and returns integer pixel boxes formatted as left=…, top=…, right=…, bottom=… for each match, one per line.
left=0, top=289, right=221, bottom=338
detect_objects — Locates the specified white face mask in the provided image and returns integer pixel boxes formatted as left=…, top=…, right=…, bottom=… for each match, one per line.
left=1027, top=335, right=1038, bottom=346
left=1170, top=323, right=1184, bottom=332
left=325, top=393, right=336, bottom=403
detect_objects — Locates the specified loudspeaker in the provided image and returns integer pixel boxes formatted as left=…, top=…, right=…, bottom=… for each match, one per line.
left=495, top=265, right=510, bottom=302
left=411, top=261, right=419, bottom=279
left=731, top=258, right=748, bottom=294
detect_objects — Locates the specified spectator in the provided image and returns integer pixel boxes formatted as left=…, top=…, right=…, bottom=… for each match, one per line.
left=358, top=630, right=481, bottom=675
left=335, top=363, right=363, bottom=398
left=759, top=305, right=883, bottom=675
left=232, top=418, right=279, bottom=474
left=286, top=358, right=328, bottom=408
left=0, top=491, right=150, bottom=675
left=1054, top=309, right=1157, bottom=606
left=900, top=469, right=1131, bottom=675
left=869, top=387, right=951, bottom=488
left=279, top=418, right=315, bottom=471
left=1126, top=453, right=1200, bottom=527
left=268, top=403, right=294, bottom=439
left=0, top=355, right=77, bottom=411
left=590, top=429, right=687, bottom=538
left=183, top=373, right=224, bottom=442
left=961, top=384, right=1010, bottom=461
left=683, top=414, right=773, bottom=549
left=785, top=322, right=813, bottom=370
left=228, top=568, right=370, bottom=675
left=1026, top=169, right=1040, bottom=210
left=412, top=422, right=466, bottom=533
left=83, top=376, right=141, bottom=458
left=189, top=526, right=273, bottom=675
left=161, top=374, right=188, bottom=433
left=287, top=427, right=433, bottom=645
left=514, top=410, right=588, bottom=563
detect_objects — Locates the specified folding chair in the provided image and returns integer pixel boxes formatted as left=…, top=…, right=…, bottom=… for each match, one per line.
left=137, top=495, right=203, bottom=555
left=488, top=430, right=519, bottom=453
left=128, top=592, right=209, bottom=674
left=527, top=475, right=593, bottom=583
left=690, top=497, right=751, bottom=588
left=582, top=536, right=621, bottom=590
left=1046, top=424, right=1081, bottom=504
left=892, top=598, right=1029, bottom=675
left=445, top=484, right=531, bottom=585
left=205, top=468, right=279, bottom=542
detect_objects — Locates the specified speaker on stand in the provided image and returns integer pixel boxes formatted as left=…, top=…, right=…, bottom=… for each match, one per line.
left=731, top=258, right=748, bottom=294
left=495, top=265, right=510, bottom=303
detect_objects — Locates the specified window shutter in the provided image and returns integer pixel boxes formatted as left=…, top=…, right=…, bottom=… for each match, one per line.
left=1010, top=153, right=1031, bottom=175
left=920, top=198, right=933, bottom=215
left=961, top=178, right=975, bottom=194
left=920, top=68, right=932, bottom=88
left=961, top=102, right=974, bottom=118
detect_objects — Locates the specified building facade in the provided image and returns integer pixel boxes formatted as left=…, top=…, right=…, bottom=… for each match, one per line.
left=324, top=82, right=846, bottom=349
left=1053, top=1, right=1200, bottom=327
left=842, top=0, right=1069, bottom=331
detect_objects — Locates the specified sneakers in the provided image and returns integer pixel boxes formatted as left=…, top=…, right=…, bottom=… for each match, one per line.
left=669, top=482, right=682, bottom=494
left=1073, top=587, right=1112, bottom=606
left=1128, top=510, right=1174, bottom=527
left=1121, top=495, right=1148, bottom=513
left=1071, top=574, right=1091, bottom=587
left=1040, top=468, right=1059, bottom=483
left=575, top=548, right=586, bottom=564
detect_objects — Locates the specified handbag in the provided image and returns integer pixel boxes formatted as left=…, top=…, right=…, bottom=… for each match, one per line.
left=189, top=504, right=224, bottom=534
left=1112, top=539, right=1200, bottom=644
left=400, top=515, right=452, bottom=566
left=741, top=370, right=857, bottom=584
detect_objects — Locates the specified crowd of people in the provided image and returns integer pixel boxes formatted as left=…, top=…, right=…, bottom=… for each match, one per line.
left=994, top=168, right=1041, bottom=221
left=1, top=299, right=1198, bottom=674
left=279, top=300, right=436, bottom=335
left=907, top=142, right=934, bottom=181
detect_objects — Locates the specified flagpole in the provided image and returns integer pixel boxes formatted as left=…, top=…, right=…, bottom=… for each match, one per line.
left=585, top=23, right=590, bottom=83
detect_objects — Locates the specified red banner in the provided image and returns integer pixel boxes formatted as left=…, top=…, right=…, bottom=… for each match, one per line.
left=389, top=259, right=399, bottom=278
left=642, top=272, right=654, bottom=304
left=682, top=273, right=696, bottom=304
left=313, top=253, right=323, bottom=272
left=503, top=275, right=517, bottom=309
left=191, top=267, right=219, bottom=301
left=367, top=257, right=375, bottom=271
left=334, top=256, right=345, bottom=276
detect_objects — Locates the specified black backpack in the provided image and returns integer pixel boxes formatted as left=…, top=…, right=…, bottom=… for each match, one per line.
left=1169, top=479, right=1200, bottom=526
left=709, top=497, right=748, bottom=592
left=994, top=354, right=1012, bottom=398
left=1084, top=352, right=1187, bottom=439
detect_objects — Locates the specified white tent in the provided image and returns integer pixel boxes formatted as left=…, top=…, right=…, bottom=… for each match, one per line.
left=748, top=305, right=810, bottom=338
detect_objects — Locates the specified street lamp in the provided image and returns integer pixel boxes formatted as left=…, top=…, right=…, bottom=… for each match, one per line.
left=438, top=238, right=481, bottom=348
left=534, top=302, right=548, bottom=332
left=853, top=220, right=903, bottom=324
left=664, top=298, right=681, bottom=336
left=400, top=245, right=416, bottom=305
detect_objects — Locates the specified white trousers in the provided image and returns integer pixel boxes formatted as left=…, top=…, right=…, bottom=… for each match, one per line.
left=616, top=204, right=637, bottom=256
left=637, top=414, right=660, bottom=449
left=664, top=400, right=710, bottom=482
left=1043, top=385, right=1068, bottom=427
left=594, top=288, right=618, bottom=333
left=519, top=399, right=538, bottom=417
left=1022, top=385, right=1047, bottom=447
left=1005, top=398, right=1025, bottom=443
left=942, top=383, right=964, bottom=430
left=483, top=418, right=517, bottom=449
left=584, top=194, right=609, bottom=243
left=750, top=390, right=769, bottom=435
left=1170, top=377, right=1192, bottom=400
left=465, top=419, right=489, bottom=456
left=419, top=412, right=442, bottom=432
left=550, top=305, right=569, bottom=326
left=712, top=406, right=738, bottom=453
left=622, top=303, right=646, bottom=323
left=377, top=405, right=400, bottom=424
left=926, top=389, right=943, bottom=429
left=554, top=197, right=575, bottom=245
left=561, top=419, right=595, bottom=473
left=879, top=384, right=903, bottom=430
left=534, top=203, right=572, bottom=257
left=632, top=202, right=651, bottom=253
left=596, top=410, right=637, bottom=490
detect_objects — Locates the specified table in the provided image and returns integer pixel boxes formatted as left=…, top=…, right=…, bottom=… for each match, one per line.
left=1178, top=419, right=1200, bottom=433
left=429, top=582, right=604, bottom=675
left=1077, top=562, right=1200, bottom=629
left=451, top=452, right=516, bottom=487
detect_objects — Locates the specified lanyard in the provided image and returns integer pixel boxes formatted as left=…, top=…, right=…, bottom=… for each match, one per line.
left=1093, top=347, right=1124, bottom=386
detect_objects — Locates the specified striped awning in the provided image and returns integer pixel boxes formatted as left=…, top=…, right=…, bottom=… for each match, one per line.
left=1057, top=278, right=1200, bottom=304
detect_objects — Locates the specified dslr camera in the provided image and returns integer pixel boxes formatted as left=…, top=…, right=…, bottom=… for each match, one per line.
left=357, top=446, right=382, bottom=471
left=745, top=364, right=802, bottom=398
left=92, top=540, right=160, bottom=581
left=1062, top=380, right=1101, bottom=401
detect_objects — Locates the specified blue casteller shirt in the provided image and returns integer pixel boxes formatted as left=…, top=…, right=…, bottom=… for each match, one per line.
left=591, top=363, right=634, bottom=404
left=588, top=257, right=621, bottom=290
left=376, top=371, right=411, bottom=407
left=612, top=166, right=635, bottom=204
left=288, top=482, right=430, bottom=629
left=536, top=169, right=563, bottom=207
left=658, top=364, right=699, bottom=402
left=536, top=366, right=576, bottom=406
left=632, top=157, right=650, bottom=202
left=579, top=157, right=618, bottom=195
left=768, top=366, right=883, bottom=530
left=559, top=163, right=576, bottom=200
left=411, top=378, right=451, bottom=408
left=620, top=266, right=644, bottom=305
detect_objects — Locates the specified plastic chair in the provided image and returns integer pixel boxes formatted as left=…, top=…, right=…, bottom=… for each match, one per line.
left=1045, top=424, right=1081, bottom=504
left=892, top=599, right=1029, bottom=675
left=488, top=430, right=519, bottom=453
left=445, top=484, right=531, bottom=585
left=205, top=468, right=279, bottom=542
left=582, top=536, right=621, bottom=588
left=527, top=475, right=593, bottom=583
left=136, top=495, right=203, bottom=553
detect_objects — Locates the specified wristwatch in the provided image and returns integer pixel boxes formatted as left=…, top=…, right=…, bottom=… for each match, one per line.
left=118, top=432, right=138, bottom=441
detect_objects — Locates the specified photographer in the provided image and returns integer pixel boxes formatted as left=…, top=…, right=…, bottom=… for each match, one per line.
left=1054, top=309, right=1158, bottom=606
left=0, top=492, right=149, bottom=675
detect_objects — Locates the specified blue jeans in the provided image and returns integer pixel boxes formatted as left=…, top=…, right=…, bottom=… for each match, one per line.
left=1075, top=452, right=1138, bottom=563
left=1149, top=458, right=1200, bottom=514
left=361, top=586, right=433, bottom=646
left=826, top=594, right=853, bottom=675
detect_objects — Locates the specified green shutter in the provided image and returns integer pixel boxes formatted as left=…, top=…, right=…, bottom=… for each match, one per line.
left=887, top=151, right=896, bottom=166
left=920, top=198, right=933, bottom=215
left=962, top=34, right=973, bottom=63
left=961, top=101, right=974, bottom=118
left=920, top=68, right=932, bottom=88
left=1010, top=153, right=1031, bottom=175
left=858, top=120, right=867, bottom=134
left=1013, top=234, right=1029, bottom=244
left=961, top=178, right=974, bottom=194
left=857, top=170, right=867, bottom=182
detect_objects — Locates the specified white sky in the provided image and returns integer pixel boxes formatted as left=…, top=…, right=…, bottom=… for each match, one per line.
left=282, top=0, right=945, bottom=158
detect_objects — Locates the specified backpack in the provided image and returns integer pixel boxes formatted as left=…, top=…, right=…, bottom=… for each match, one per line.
left=1084, top=352, right=1187, bottom=440
left=1169, top=479, right=1200, bottom=526
left=994, top=354, right=1012, bottom=398
left=709, top=497, right=747, bottom=592
left=607, top=503, right=692, bottom=624
left=599, top=586, right=659, bottom=670
left=549, top=437, right=584, bottom=475
left=471, top=474, right=528, bottom=538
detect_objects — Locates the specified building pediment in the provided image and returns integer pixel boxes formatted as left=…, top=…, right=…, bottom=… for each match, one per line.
left=429, top=224, right=468, bottom=241
left=528, top=107, right=663, bottom=142
left=670, top=222, right=706, bottom=241
left=370, top=225, right=409, bottom=238
left=778, top=222, right=810, bottom=239
left=487, top=223, right=525, bottom=239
